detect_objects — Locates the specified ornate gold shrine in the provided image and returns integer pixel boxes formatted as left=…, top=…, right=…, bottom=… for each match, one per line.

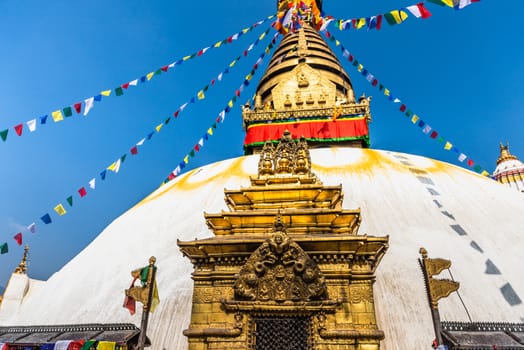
left=178, top=132, right=389, bottom=350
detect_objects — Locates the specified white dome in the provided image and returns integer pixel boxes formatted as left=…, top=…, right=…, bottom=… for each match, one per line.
left=1, top=147, right=523, bottom=349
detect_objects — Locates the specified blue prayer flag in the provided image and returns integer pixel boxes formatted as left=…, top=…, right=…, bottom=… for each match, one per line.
left=41, top=213, right=52, bottom=224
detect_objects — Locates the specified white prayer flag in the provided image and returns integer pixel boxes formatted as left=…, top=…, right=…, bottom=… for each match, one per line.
left=89, top=178, right=96, bottom=189
left=458, top=153, right=467, bottom=162
left=84, top=97, right=95, bottom=116
left=129, top=79, right=138, bottom=86
left=26, top=119, right=37, bottom=132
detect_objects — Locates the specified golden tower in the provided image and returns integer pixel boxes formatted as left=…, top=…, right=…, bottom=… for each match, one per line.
left=178, top=2, right=388, bottom=349
left=492, top=143, right=524, bottom=192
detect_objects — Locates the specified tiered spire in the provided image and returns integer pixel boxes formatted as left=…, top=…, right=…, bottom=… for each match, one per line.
left=493, top=143, right=524, bottom=193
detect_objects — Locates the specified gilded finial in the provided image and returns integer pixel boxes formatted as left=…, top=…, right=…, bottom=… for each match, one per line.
left=497, top=142, right=518, bottom=165
left=419, top=247, right=428, bottom=259
left=14, top=245, right=29, bottom=274
left=149, top=256, right=156, bottom=265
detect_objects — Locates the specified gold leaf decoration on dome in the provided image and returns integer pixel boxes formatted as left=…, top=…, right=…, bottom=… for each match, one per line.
left=234, top=216, right=327, bottom=302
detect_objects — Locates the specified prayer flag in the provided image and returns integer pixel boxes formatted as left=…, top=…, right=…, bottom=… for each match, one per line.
left=14, top=233, right=22, bottom=246
left=130, top=146, right=138, bottom=155
left=481, top=170, right=489, bottom=176
left=40, top=115, right=48, bottom=124
left=84, top=97, right=95, bottom=116
left=137, top=138, right=146, bottom=146
left=207, top=128, right=213, bottom=135
left=146, top=72, right=154, bottom=80
left=384, top=10, right=409, bottom=25
left=74, top=102, right=82, bottom=114
left=190, top=97, right=196, bottom=104
left=406, top=3, right=432, bottom=19
left=0, top=129, right=7, bottom=141
left=121, top=154, right=127, bottom=163
left=184, top=155, right=189, bottom=164
left=0, top=243, right=7, bottom=254
left=458, top=153, right=467, bottom=162
left=26, top=119, right=36, bottom=132
left=27, top=223, right=36, bottom=233
left=51, top=110, right=64, bottom=122
left=115, top=87, right=124, bottom=96
left=197, top=90, right=205, bottom=100
left=41, top=213, right=52, bottom=224
left=474, top=165, right=482, bottom=173
left=189, top=149, right=195, bottom=157
left=155, top=124, right=163, bottom=132
left=422, top=125, right=432, bottom=134
left=108, top=159, right=121, bottom=173
left=430, top=131, right=438, bottom=139
left=399, top=104, right=407, bottom=112
left=14, top=124, right=23, bottom=136
left=444, top=142, right=453, bottom=150
left=198, top=138, right=204, bottom=147
left=67, top=196, right=73, bottom=207
left=63, top=106, right=73, bottom=117
left=54, top=204, right=67, bottom=216
left=455, top=0, right=480, bottom=9
left=467, top=159, right=474, bottom=167
left=96, top=342, right=116, bottom=350
left=411, top=115, right=419, bottom=124
left=354, top=18, right=366, bottom=29
left=129, top=79, right=139, bottom=86
left=100, top=170, right=107, bottom=180
left=78, top=187, right=87, bottom=197
left=147, top=131, right=154, bottom=140
left=101, top=90, right=111, bottom=96
left=94, top=94, right=102, bottom=101
left=89, top=178, right=96, bottom=189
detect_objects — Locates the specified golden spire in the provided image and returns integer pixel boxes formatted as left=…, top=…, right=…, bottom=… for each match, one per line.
left=14, top=245, right=29, bottom=274
left=497, top=142, right=518, bottom=165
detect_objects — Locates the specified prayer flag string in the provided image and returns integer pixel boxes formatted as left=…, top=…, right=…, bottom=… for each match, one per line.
left=0, top=14, right=276, bottom=144
left=0, top=30, right=281, bottom=256
left=321, top=29, right=490, bottom=178
left=162, top=35, right=281, bottom=184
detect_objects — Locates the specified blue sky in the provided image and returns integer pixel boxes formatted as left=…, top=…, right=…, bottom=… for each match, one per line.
left=1, top=0, right=522, bottom=287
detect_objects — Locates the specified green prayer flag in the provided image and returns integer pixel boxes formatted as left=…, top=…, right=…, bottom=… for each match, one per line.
left=426, top=0, right=446, bottom=6
left=437, top=137, right=445, bottom=143
left=164, top=117, right=171, bottom=125
left=352, top=60, right=359, bottom=67
left=0, top=242, right=8, bottom=254
left=203, top=85, right=209, bottom=92
left=405, top=110, right=413, bottom=117
left=232, top=96, right=237, bottom=103
left=474, top=165, right=482, bottom=173
left=155, top=68, right=162, bottom=76
left=121, top=154, right=127, bottom=163
left=0, top=129, right=8, bottom=142
left=212, top=123, right=217, bottom=129
left=63, top=106, right=73, bottom=117
left=115, top=87, right=124, bottom=96
left=67, top=196, right=73, bottom=207
left=80, top=340, right=96, bottom=350
left=189, top=149, right=195, bottom=157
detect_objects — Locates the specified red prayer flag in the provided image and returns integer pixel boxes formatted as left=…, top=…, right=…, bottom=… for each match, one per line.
left=399, top=104, right=407, bottom=112
left=78, top=187, right=87, bottom=198
left=372, top=79, right=378, bottom=87
left=14, top=232, right=22, bottom=246
left=174, top=110, right=180, bottom=118
left=168, top=173, right=176, bottom=180
left=161, top=65, right=169, bottom=72
left=376, top=15, right=383, bottom=30
left=417, top=3, right=432, bottom=19
left=467, top=159, right=474, bottom=167
left=74, top=102, right=82, bottom=114
left=194, top=144, right=200, bottom=152
left=121, top=82, right=130, bottom=89
left=430, top=131, right=438, bottom=139
left=197, top=50, right=204, bottom=56
left=14, top=124, right=23, bottom=136
left=227, top=36, right=233, bottom=43
left=130, top=146, right=138, bottom=155
left=349, top=54, right=354, bottom=62
left=235, top=90, right=241, bottom=97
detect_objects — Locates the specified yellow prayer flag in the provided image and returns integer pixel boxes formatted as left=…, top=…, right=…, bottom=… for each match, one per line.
left=242, top=28, right=249, bottom=34
left=183, top=155, right=189, bottom=164
left=229, top=60, right=237, bottom=68
left=259, top=32, right=266, bottom=40
left=155, top=123, right=163, bottom=132
left=214, top=41, right=222, bottom=48
left=100, top=90, right=111, bottom=96
left=246, top=74, right=252, bottom=81
left=228, top=100, right=234, bottom=108
left=96, top=341, right=116, bottom=350
left=357, top=64, right=363, bottom=72
left=182, top=55, right=192, bottom=61
left=335, top=40, right=340, bottom=46
left=197, top=90, right=205, bottom=100
left=265, top=47, right=270, bottom=54
left=54, top=204, right=67, bottom=216
left=207, top=128, right=213, bottom=136
left=442, top=0, right=454, bottom=7
left=384, top=89, right=390, bottom=96
left=481, top=170, right=490, bottom=177
left=355, top=18, right=366, bottom=29
left=146, top=72, right=154, bottom=81
left=107, top=162, right=117, bottom=171
left=150, top=281, right=160, bottom=312
left=411, top=115, right=419, bottom=124
left=51, top=110, right=64, bottom=122
left=390, top=10, right=408, bottom=24
left=444, top=142, right=453, bottom=151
